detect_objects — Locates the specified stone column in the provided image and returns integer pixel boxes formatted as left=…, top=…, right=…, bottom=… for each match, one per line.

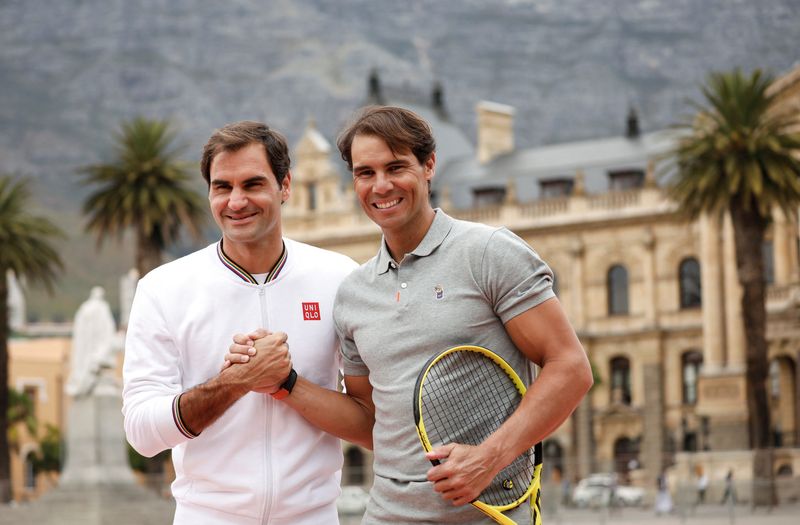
left=699, top=213, right=725, bottom=371
left=722, top=213, right=746, bottom=370
left=796, top=349, right=800, bottom=447
left=642, top=363, right=665, bottom=482
left=574, top=396, right=594, bottom=479
left=569, top=239, right=586, bottom=329
left=641, top=228, right=657, bottom=326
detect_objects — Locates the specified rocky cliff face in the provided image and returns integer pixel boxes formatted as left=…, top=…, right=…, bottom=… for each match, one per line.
left=1, top=0, right=798, bottom=190
left=2, top=0, right=798, bottom=319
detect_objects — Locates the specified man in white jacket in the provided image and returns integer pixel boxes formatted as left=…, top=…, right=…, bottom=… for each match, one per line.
left=122, top=121, right=357, bottom=525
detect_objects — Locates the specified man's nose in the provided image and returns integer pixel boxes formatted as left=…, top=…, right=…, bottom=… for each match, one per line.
left=373, top=171, right=393, bottom=193
left=228, top=187, right=248, bottom=209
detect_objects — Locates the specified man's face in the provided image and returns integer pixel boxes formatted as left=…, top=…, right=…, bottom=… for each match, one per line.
left=208, top=142, right=289, bottom=250
left=351, top=134, right=435, bottom=236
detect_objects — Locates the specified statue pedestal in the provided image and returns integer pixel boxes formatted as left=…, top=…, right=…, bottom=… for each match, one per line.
left=60, top=381, right=136, bottom=487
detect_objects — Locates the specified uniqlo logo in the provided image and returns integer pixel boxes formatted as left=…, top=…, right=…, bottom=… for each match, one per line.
left=302, top=302, right=321, bottom=321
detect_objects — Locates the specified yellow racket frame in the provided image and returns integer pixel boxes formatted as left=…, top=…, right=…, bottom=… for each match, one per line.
left=414, top=345, right=543, bottom=525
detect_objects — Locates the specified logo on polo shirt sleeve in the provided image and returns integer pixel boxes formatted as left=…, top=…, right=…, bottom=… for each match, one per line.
left=302, top=302, right=321, bottom=320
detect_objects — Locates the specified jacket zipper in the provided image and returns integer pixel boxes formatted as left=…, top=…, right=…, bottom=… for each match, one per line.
left=258, top=285, right=273, bottom=524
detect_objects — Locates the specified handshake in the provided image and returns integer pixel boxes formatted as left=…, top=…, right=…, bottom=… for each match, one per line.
left=221, top=328, right=292, bottom=396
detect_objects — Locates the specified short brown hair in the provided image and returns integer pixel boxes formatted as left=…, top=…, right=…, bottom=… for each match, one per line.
left=336, top=106, right=436, bottom=171
left=201, top=121, right=290, bottom=186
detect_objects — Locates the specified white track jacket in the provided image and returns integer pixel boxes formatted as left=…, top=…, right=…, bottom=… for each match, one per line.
left=122, top=240, right=356, bottom=524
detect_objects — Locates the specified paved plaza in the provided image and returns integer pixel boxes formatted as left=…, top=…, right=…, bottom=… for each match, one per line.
left=3, top=494, right=798, bottom=524
left=338, top=502, right=800, bottom=525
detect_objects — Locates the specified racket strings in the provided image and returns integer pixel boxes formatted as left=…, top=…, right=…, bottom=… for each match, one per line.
left=420, top=351, right=536, bottom=507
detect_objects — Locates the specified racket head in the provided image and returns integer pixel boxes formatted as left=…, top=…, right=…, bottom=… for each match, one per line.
left=413, top=345, right=542, bottom=512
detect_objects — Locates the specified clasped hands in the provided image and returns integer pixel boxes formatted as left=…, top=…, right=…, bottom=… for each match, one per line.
left=221, top=328, right=291, bottom=395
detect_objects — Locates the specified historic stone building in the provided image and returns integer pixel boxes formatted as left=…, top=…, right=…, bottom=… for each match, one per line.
left=6, top=66, right=799, bottom=503
left=283, top=66, right=800, bottom=496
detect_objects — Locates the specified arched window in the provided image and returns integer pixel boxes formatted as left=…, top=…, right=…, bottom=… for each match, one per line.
left=613, top=436, right=640, bottom=475
left=679, top=257, right=702, bottom=308
left=682, top=351, right=703, bottom=405
left=610, top=356, right=631, bottom=405
left=607, top=265, right=629, bottom=315
left=770, top=360, right=781, bottom=399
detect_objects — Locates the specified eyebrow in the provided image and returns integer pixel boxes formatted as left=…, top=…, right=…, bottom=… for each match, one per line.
left=353, top=159, right=409, bottom=174
left=210, top=174, right=269, bottom=186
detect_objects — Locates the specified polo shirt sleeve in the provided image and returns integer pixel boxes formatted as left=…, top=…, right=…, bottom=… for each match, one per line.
left=333, top=283, right=370, bottom=377
left=480, top=227, right=555, bottom=323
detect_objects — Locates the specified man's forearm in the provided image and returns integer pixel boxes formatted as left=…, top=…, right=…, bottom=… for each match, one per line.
left=179, top=371, right=251, bottom=436
left=484, top=350, right=592, bottom=470
left=282, top=376, right=375, bottom=449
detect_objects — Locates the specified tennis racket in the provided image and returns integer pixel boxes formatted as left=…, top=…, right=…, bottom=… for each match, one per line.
left=413, top=345, right=543, bottom=525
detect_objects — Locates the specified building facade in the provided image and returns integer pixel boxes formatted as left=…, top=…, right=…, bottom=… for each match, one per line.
left=283, top=66, right=800, bottom=497
left=6, top=66, right=799, bottom=503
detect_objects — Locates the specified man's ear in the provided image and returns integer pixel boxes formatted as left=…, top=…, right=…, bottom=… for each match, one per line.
left=281, top=172, right=292, bottom=204
left=424, top=152, right=436, bottom=182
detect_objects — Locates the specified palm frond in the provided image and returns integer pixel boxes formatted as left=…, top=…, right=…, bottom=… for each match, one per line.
left=668, top=68, right=800, bottom=220
left=0, top=176, right=65, bottom=292
left=78, top=117, right=207, bottom=268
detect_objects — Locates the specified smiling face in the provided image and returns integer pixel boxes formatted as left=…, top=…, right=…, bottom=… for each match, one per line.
left=209, top=142, right=290, bottom=262
left=351, top=133, right=436, bottom=258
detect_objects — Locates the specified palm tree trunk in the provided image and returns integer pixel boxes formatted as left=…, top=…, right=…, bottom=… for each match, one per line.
left=729, top=201, right=775, bottom=506
left=0, top=272, right=12, bottom=503
left=135, top=230, right=163, bottom=278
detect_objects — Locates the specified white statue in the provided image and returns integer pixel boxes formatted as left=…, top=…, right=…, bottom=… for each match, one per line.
left=66, top=286, right=119, bottom=397
left=61, top=286, right=134, bottom=487
left=119, top=268, right=139, bottom=328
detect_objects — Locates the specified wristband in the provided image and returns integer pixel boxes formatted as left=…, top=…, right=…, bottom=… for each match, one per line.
left=271, top=368, right=297, bottom=400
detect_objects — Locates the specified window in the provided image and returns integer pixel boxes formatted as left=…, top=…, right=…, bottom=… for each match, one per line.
left=472, top=187, right=506, bottom=207
left=308, top=182, right=317, bottom=211
left=770, top=360, right=780, bottom=399
left=610, top=356, right=631, bottom=405
left=682, top=351, right=703, bottom=405
left=24, top=452, right=36, bottom=491
left=539, top=178, right=574, bottom=199
left=679, top=258, right=702, bottom=308
left=608, top=169, right=644, bottom=190
left=23, top=385, right=38, bottom=418
left=344, top=446, right=365, bottom=485
left=762, top=241, right=774, bottom=284
left=607, top=265, right=629, bottom=315
left=613, top=436, right=639, bottom=474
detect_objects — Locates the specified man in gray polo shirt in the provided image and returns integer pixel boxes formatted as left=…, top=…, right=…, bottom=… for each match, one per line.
left=226, top=106, right=592, bottom=524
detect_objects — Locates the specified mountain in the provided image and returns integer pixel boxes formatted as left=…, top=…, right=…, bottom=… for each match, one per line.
left=1, top=0, right=799, bottom=320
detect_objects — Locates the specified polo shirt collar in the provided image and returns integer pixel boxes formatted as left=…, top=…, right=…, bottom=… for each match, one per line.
left=376, top=209, right=452, bottom=274
left=217, top=239, right=287, bottom=284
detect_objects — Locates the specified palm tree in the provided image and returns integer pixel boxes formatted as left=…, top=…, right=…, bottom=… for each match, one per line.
left=7, top=387, right=38, bottom=453
left=80, top=117, right=207, bottom=277
left=0, top=175, right=64, bottom=503
left=669, top=68, right=800, bottom=505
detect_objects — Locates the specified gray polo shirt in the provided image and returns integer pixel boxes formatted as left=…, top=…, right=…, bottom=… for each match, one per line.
left=333, top=210, right=554, bottom=524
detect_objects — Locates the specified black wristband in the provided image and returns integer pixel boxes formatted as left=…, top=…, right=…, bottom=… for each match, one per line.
left=271, top=368, right=297, bottom=400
